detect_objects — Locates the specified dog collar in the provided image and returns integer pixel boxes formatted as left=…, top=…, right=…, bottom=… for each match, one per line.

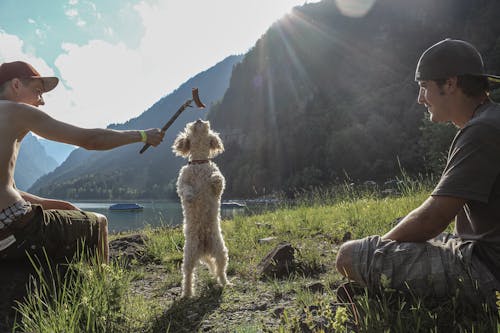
left=188, top=159, right=210, bottom=165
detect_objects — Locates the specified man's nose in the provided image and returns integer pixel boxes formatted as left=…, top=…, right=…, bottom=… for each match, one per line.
left=417, top=88, right=425, bottom=105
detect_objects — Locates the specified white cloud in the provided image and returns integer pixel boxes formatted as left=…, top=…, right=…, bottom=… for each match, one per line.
left=88, top=2, right=97, bottom=12
left=104, top=26, right=114, bottom=36
left=0, top=32, right=50, bottom=72
left=65, top=9, right=79, bottom=18
left=76, top=19, right=87, bottom=27
left=35, top=28, right=45, bottom=39
left=54, top=40, right=149, bottom=127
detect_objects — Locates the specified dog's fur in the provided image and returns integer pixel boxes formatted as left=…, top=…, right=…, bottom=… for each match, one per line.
left=172, top=119, right=230, bottom=297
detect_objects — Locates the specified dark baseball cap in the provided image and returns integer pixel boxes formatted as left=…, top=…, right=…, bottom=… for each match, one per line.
left=415, top=38, right=500, bottom=83
left=0, top=61, right=59, bottom=92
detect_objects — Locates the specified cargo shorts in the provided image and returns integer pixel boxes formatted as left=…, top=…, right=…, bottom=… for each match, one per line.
left=349, top=233, right=499, bottom=306
left=0, top=203, right=101, bottom=261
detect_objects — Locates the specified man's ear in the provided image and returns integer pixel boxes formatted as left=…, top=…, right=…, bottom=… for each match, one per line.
left=10, top=78, right=22, bottom=93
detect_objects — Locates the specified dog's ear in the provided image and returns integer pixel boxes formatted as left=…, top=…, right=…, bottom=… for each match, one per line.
left=208, top=133, right=224, bottom=158
left=172, top=134, right=191, bottom=157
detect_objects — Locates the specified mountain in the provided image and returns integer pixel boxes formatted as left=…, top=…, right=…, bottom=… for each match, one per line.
left=37, top=138, right=76, bottom=165
left=29, top=54, right=243, bottom=199
left=208, top=0, right=500, bottom=197
left=14, top=133, right=58, bottom=190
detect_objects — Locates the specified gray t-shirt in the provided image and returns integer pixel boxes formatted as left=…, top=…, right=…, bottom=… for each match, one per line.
left=432, top=101, right=500, bottom=280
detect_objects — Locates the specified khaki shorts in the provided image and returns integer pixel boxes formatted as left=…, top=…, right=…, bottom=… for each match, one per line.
left=349, top=233, right=499, bottom=306
left=0, top=204, right=101, bottom=261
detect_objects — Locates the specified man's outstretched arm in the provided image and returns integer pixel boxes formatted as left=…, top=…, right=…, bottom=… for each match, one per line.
left=382, top=195, right=466, bottom=242
left=14, top=103, right=164, bottom=150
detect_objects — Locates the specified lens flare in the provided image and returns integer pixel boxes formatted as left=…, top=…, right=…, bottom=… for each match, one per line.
left=335, top=0, right=376, bottom=17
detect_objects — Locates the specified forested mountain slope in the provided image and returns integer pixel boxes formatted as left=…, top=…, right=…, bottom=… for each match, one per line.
left=208, top=0, right=500, bottom=196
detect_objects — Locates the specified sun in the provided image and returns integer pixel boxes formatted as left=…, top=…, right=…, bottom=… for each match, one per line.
left=335, top=0, right=377, bottom=17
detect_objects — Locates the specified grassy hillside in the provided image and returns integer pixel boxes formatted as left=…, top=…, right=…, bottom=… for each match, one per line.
left=12, top=183, right=499, bottom=332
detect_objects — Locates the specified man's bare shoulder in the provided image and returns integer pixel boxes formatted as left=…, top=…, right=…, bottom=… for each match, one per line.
left=0, top=100, right=50, bottom=130
left=0, top=101, right=92, bottom=146
left=0, top=100, right=45, bottom=117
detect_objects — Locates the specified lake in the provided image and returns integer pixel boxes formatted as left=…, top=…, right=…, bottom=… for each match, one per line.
left=73, top=200, right=250, bottom=233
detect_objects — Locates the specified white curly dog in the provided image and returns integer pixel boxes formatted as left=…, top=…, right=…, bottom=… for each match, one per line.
left=172, top=119, right=230, bottom=297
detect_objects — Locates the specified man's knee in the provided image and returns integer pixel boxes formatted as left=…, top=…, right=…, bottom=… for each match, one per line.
left=336, top=240, right=361, bottom=281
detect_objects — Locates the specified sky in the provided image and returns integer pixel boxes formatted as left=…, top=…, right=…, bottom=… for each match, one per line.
left=0, top=0, right=325, bottom=128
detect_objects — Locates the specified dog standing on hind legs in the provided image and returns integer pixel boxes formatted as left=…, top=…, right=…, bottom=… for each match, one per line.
left=173, top=119, right=231, bottom=297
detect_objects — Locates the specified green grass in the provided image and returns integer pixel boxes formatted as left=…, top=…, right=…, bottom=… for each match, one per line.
left=12, top=180, right=500, bottom=332
left=14, top=250, right=134, bottom=333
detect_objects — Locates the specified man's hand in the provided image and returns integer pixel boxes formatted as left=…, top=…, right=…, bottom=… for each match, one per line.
left=143, top=128, right=165, bottom=147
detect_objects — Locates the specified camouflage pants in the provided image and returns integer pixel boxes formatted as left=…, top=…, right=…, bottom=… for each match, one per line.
left=349, top=233, right=499, bottom=307
left=0, top=203, right=100, bottom=261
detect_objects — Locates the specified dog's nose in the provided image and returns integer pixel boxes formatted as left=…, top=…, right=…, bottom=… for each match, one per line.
left=196, top=119, right=203, bottom=123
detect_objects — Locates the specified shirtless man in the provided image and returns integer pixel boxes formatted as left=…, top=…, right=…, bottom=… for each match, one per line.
left=0, top=61, right=165, bottom=263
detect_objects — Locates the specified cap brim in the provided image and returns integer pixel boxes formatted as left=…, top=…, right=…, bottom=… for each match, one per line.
left=486, top=74, right=500, bottom=84
left=39, top=77, right=59, bottom=92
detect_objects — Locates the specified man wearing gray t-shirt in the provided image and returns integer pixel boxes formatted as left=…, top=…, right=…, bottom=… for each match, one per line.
left=336, top=39, right=500, bottom=306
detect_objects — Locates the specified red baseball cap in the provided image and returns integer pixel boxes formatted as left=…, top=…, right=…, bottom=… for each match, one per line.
left=0, top=61, right=59, bottom=92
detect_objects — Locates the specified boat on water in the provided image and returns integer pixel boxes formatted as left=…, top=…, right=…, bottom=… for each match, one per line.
left=109, top=203, right=144, bottom=211
left=221, top=201, right=246, bottom=209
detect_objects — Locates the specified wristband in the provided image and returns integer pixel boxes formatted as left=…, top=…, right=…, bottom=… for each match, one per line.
left=139, top=130, right=147, bottom=143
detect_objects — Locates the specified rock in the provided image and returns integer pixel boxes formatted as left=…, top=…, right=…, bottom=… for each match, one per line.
left=109, top=233, right=148, bottom=265
left=257, top=242, right=296, bottom=279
